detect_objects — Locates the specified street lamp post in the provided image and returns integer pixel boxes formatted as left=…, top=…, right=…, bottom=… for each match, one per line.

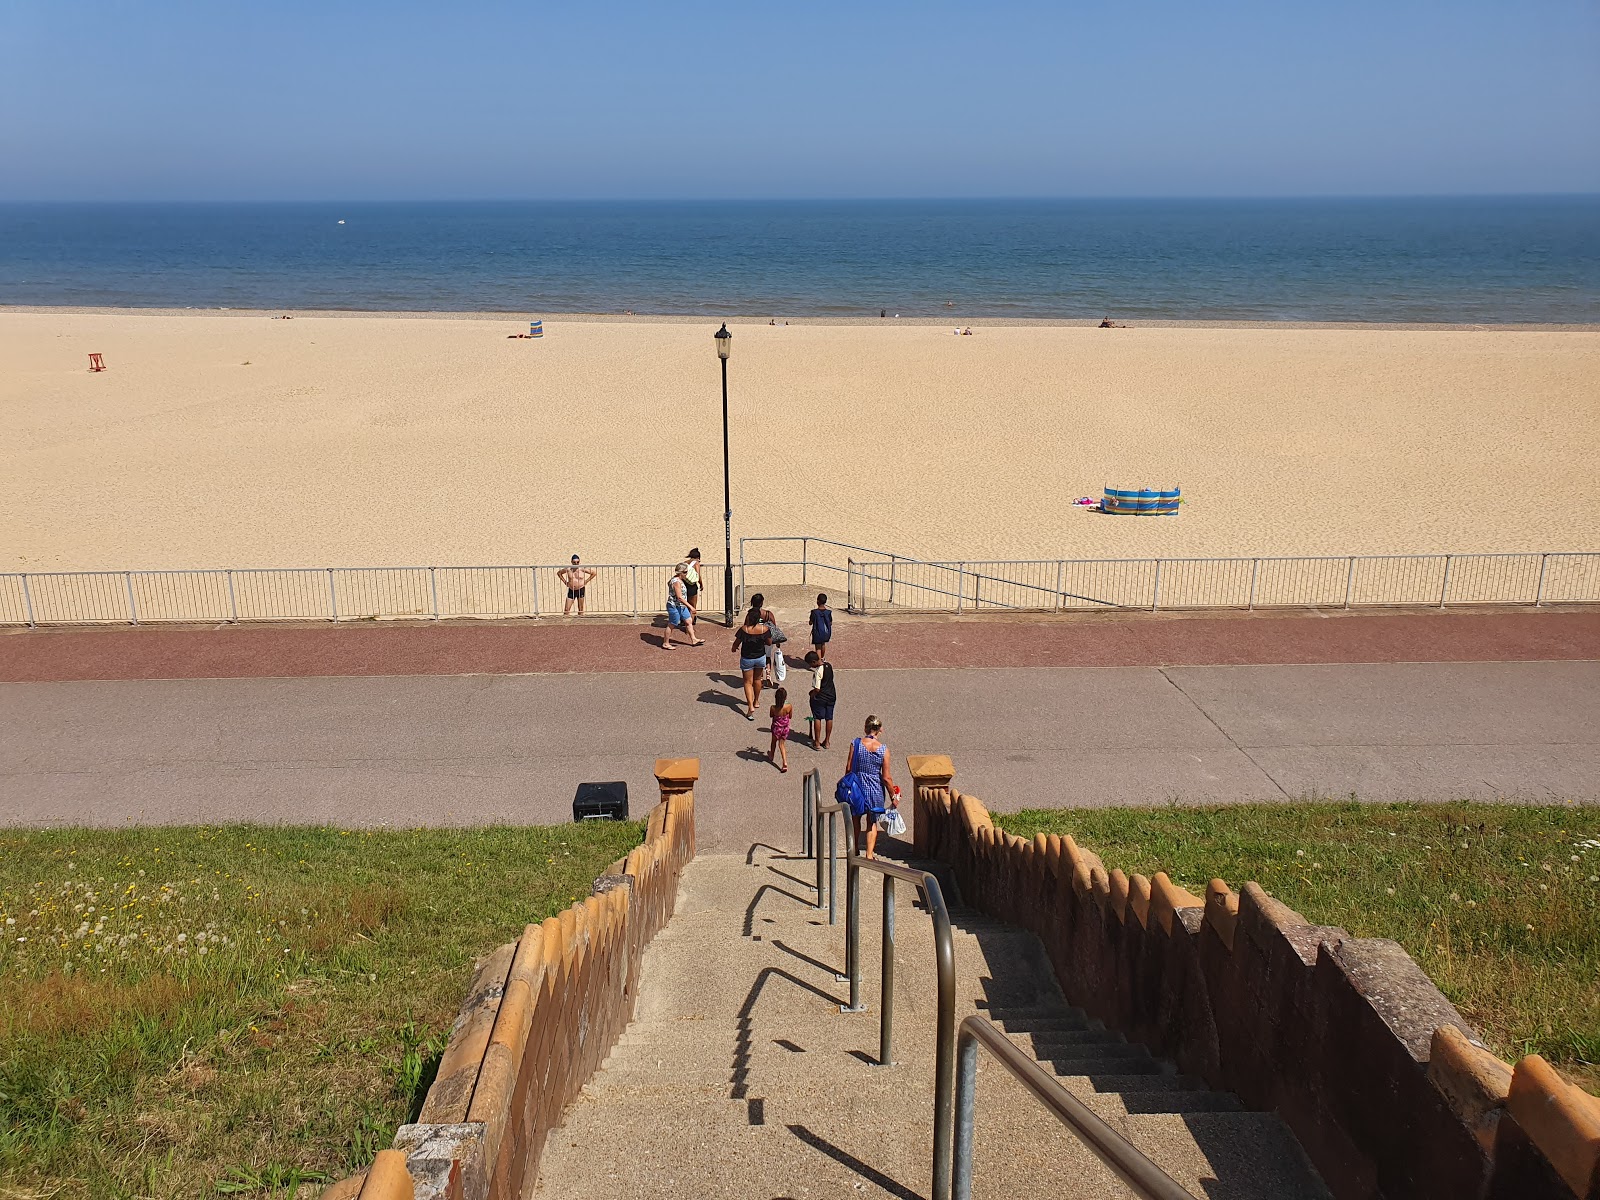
left=715, top=323, right=734, bottom=625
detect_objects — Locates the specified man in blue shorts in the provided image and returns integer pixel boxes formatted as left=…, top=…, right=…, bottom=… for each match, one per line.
left=804, top=650, right=836, bottom=750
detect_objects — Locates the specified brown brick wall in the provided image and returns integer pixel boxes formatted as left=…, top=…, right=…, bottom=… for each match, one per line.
left=912, top=763, right=1599, bottom=1200
left=328, top=760, right=698, bottom=1200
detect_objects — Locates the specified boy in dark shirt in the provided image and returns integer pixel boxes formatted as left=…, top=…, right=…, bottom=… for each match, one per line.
left=808, top=593, right=833, bottom=660
left=804, top=650, right=837, bottom=750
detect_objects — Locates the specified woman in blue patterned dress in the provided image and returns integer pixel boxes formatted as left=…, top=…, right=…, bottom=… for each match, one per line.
left=842, top=715, right=899, bottom=859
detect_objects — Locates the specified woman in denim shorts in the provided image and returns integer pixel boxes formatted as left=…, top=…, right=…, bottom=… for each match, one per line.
left=729, top=602, right=772, bottom=719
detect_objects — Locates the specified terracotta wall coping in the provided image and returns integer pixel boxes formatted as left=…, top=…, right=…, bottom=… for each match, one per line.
left=906, top=754, right=955, bottom=786
left=652, top=757, right=700, bottom=792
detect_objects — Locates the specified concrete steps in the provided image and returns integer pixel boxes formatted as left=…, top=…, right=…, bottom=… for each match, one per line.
left=531, top=850, right=1330, bottom=1200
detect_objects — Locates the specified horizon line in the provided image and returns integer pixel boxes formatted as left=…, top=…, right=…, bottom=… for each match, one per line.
left=3, top=191, right=1598, bottom=206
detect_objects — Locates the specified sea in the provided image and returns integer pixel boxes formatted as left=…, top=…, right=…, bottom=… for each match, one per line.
left=1, top=197, right=1596, bottom=323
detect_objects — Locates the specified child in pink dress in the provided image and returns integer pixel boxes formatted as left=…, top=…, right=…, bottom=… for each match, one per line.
left=768, top=687, right=792, bottom=773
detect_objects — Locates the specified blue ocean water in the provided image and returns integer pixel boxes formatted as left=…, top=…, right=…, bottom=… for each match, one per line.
left=0, top=197, right=1596, bottom=323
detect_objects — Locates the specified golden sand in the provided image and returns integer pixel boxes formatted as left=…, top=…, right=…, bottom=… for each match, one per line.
left=3, top=309, right=1596, bottom=572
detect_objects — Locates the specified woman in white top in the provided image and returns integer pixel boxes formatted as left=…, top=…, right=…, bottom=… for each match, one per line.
left=685, top=548, right=703, bottom=617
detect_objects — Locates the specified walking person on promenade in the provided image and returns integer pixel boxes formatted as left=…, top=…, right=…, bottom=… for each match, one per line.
left=839, top=715, right=898, bottom=859
left=684, top=549, right=703, bottom=618
left=768, top=686, right=792, bottom=773
left=558, top=554, right=597, bottom=616
left=663, top=562, right=703, bottom=650
left=804, top=650, right=836, bottom=749
left=730, top=602, right=771, bottom=720
left=808, top=593, right=833, bottom=660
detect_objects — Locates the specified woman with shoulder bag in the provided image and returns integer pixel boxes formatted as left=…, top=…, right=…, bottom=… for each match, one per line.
left=838, top=715, right=899, bottom=859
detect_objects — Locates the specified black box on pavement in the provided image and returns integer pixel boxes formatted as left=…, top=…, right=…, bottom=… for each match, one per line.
left=573, top=781, right=629, bottom=822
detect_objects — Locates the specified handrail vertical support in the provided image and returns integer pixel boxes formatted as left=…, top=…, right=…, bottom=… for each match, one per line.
left=1151, top=560, right=1162, bottom=611
left=429, top=566, right=440, bottom=620
left=879, top=873, right=896, bottom=1064
left=530, top=566, right=540, bottom=618
left=631, top=565, right=638, bottom=618
left=1247, top=558, right=1259, bottom=610
left=956, top=563, right=966, bottom=613
left=125, top=571, right=138, bottom=626
left=841, top=859, right=865, bottom=1012
left=1439, top=554, right=1452, bottom=608
left=953, top=1031, right=981, bottom=1200
left=1535, top=552, right=1548, bottom=606
left=21, top=574, right=36, bottom=628
left=1345, top=557, right=1356, bottom=608
left=889, top=557, right=897, bottom=607
left=828, top=811, right=838, bottom=925
left=226, top=569, right=238, bottom=623
left=1055, top=559, right=1065, bottom=611
left=802, top=536, right=809, bottom=585
left=328, top=568, right=338, bottom=623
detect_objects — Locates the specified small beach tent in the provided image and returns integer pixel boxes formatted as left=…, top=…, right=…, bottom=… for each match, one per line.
left=1102, top=485, right=1180, bottom=515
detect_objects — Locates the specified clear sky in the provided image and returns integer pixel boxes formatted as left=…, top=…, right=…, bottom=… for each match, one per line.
left=2, top=0, right=1597, bottom=201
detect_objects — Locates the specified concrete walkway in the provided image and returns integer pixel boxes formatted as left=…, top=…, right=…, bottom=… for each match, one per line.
left=4, top=661, right=1595, bottom=850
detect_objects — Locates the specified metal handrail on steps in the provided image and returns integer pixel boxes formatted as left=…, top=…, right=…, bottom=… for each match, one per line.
left=953, top=1015, right=1197, bottom=1200
left=803, top=770, right=959, bottom=1200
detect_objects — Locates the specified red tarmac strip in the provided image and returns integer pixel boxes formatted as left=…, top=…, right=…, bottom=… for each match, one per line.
left=1, top=609, right=1597, bottom=683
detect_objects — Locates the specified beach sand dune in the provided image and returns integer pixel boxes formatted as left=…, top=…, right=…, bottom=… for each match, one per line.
left=3, top=311, right=1596, bottom=572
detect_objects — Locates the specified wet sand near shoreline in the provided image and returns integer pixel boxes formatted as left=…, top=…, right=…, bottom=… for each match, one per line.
left=3, top=308, right=1596, bottom=572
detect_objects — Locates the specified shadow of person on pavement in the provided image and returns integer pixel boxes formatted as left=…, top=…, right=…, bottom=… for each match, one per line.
left=697, top=688, right=745, bottom=711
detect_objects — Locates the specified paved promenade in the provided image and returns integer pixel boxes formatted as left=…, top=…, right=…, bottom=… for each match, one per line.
left=3, top=608, right=1596, bottom=851
left=2, top=608, right=1597, bottom=683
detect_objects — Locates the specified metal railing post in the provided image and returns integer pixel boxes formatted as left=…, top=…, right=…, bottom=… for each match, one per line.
left=1151, top=560, right=1162, bottom=611
left=956, top=563, right=966, bottom=613
left=124, top=571, right=138, bottom=625
left=226, top=570, right=238, bottom=623
left=327, top=568, right=338, bottom=622
left=889, top=558, right=897, bottom=607
left=429, top=566, right=440, bottom=620
left=530, top=566, right=540, bottom=618
left=880, top=873, right=896, bottom=1065
left=953, top=1029, right=981, bottom=1200
left=1345, top=557, right=1356, bottom=608
left=828, top=811, right=839, bottom=923
left=1247, top=558, right=1259, bottom=610
left=1055, top=559, right=1065, bottom=611
left=631, top=565, right=638, bottom=617
left=802, top=536, right=808, bottom=586
left=1439, top=554, right=1453, bottom=608
left=1535, top=553, right=1548, bottom=606
left=21, top=575, right=36, bottom=628
left=802, top=771, right=815, bottom=858
left=930, top=874, right=956, bottom=1200
left=842, top=858, right=864, bottom=1012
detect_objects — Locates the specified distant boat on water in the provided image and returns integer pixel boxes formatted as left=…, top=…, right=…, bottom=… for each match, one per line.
left=337, top=219, right=345, bottom=225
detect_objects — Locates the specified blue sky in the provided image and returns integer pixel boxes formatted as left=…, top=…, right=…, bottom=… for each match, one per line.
left=2, top=0, right=1596, bottom=200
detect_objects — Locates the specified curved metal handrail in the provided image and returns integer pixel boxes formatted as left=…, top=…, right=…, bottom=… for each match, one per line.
left=953, top=1015, right=1197, bottom=1200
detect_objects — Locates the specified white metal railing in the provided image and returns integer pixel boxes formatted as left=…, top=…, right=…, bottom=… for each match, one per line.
left=5, top=545, right=1595, bottom=627
left=844, top=552, right=1600, bottom=613
left=0, top=562, right=728, bottom=627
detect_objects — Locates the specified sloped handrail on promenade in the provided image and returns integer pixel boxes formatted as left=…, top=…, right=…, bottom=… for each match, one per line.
left=805, top=768, right=958, bottom=1200
left=846, top=550, right=1600, bottom=613
left=952, top=1015, right=1196, bottom=1200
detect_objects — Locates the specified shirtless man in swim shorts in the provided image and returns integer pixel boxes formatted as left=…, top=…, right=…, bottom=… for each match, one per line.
left=558, top=555, right=597, bottom=615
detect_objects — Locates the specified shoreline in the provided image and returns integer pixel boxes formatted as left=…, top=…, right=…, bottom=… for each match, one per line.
left=3, top=303, right=1596, bottom=333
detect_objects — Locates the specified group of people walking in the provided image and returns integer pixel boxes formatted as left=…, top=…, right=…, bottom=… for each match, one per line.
left=728, top=586, right=900, bottom=857
left=560, top=546, right=900, bottom=855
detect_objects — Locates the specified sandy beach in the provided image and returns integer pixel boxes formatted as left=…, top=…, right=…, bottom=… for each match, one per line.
left=2, top=308, right=1596, bottom=573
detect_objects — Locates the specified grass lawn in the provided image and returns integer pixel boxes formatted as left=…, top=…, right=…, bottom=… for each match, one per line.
left=0, top=822, right=643, bottom=1200
left=993, top=802, right=1600, bottom=1094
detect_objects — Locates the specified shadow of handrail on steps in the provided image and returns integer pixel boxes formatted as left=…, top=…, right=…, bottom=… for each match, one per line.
left=731, top=966, right=848, bottom=1102
left=786, top=1124, right=922, bottom=1200
left=744, top=882, right=816, bottom=938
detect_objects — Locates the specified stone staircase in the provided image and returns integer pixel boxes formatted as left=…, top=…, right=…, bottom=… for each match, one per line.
left=532, top=849, right=1330, bottom=1199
